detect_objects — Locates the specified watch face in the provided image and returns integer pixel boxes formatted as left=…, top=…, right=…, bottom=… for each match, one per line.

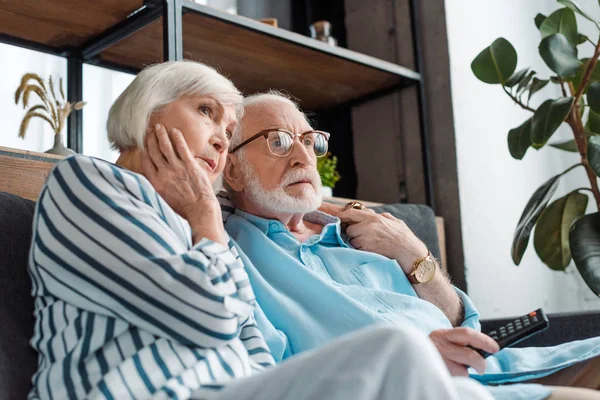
left=415, top=259, right=436, bottom=283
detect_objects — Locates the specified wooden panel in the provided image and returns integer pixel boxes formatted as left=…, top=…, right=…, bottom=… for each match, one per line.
left=0, top=147, right=60, bottom=201
left=100, top=2, right=420, bottom=110
left=0, top=0, right=143, bottom=48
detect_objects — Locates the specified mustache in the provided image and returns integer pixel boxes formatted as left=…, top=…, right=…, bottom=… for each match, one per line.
left=280, top=168, right=320, bottom=187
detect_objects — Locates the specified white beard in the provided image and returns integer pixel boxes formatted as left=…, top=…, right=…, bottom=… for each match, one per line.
left=240, top=161, right=322, bottom=215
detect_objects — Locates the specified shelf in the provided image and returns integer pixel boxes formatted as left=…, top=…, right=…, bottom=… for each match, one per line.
left=99, top=1, right=420, bottom=109
left=0, top=0, right=143, bottom=52
left=0, top=0, right=420, bottom=110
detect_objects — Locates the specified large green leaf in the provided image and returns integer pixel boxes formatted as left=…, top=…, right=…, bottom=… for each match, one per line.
left=471, top=38, right=517, bottom=84
left=558, top=0, right=598, bottom=25
left=540, top=8, right=578, bottom=46
left=539, top=33, right=582, bottom=78
left=534, top=191, right=589, bottom=271
left=505, top=68, right=529, bottom=88
left=508, top=118, right=532, bottom=159
left=588, top=135, right=600, bottom=177
left=570, top=212, right=600, bottom=296
left=588, top=81, right=600, bottom=113
left=530, top=97, right=574, bottom=149
left=528, top=78, right=549, bottom=103
left=550, top=139, right=579, bottom=152
left=512, top=175, right=562, bottom=265
left=535, top=13, right=547, bottom=29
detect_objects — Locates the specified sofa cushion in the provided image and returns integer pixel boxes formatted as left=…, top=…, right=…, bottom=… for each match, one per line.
left=0, top=191, right=38, bottom=399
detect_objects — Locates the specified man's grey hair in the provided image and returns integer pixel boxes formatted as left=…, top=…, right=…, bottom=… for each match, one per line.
left=107, top=60, right=243, bottom=151
left=230, top=90, right=310, bottom=149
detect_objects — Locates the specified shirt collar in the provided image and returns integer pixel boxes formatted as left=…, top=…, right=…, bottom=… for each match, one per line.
left=234, top=209, right=347, bottom=246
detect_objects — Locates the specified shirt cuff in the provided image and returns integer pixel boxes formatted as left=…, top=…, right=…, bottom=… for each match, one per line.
left=455, top=287, right=481, bottom=331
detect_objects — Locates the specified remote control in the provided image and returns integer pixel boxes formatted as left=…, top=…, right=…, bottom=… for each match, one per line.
left=470, top=308, right=549, bottom=358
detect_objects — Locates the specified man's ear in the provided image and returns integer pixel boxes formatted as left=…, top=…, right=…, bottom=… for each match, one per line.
left=223, top=155, right=245, bottom=192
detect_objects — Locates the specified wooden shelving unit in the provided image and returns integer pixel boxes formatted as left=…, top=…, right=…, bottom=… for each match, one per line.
left=0, top=0, right=420, bottom=110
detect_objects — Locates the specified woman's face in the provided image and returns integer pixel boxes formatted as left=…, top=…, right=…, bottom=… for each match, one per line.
left=148, top=95, right=237, bottom=183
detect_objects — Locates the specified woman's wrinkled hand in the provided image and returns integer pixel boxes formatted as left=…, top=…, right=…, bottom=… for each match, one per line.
left=142, top=124, right=227, bottom=245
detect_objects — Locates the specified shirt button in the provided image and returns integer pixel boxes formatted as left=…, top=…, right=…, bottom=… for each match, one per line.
left=269, top=223, right=278, bottom=230
left=377, top=309, right=386, bottom=314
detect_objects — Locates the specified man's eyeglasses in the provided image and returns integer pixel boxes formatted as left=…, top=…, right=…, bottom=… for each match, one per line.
left=229, top=128, right=330, bottom=158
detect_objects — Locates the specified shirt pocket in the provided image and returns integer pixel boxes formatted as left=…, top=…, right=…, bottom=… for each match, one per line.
left=351, top=259, right=412, bottom=293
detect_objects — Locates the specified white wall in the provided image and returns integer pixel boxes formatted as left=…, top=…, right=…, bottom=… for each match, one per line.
left=446, top=0, right=600, bottom=318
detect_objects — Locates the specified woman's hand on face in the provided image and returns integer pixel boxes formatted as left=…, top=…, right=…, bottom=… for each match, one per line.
left=142, top=124, right=228, bottom=245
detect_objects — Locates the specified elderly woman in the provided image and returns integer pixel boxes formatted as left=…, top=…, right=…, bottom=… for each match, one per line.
left=28, top=61, right=274, bottom=399
left=28, top=61, right=494, bottom=400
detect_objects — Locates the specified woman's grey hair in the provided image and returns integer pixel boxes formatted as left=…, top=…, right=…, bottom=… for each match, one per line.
left=107, top=60, right=243, bottom=151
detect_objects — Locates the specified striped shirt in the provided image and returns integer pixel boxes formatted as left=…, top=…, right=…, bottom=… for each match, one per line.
left=28, top=155, right=274, bottom=400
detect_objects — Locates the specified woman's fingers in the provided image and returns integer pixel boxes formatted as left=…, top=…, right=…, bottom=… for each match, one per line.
left=146, top=126, right=167, bottom=167
left=155, top=124, right=179, bottom=164
left=170, top=128, right=196, bottom=168
left=140, top=149, right=157, bottom=178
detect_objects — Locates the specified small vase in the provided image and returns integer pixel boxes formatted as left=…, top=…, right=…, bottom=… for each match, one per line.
left=45, top=133, right=76, bottom=157
left=321, top=186, right=333, bottom=198
left=309, top=20, right=338, bottom=46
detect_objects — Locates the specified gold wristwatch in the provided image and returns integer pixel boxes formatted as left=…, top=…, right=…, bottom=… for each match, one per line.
left=407, top=251, right=437, bottom=285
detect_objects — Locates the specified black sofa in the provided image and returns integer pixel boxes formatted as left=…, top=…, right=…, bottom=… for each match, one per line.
left=1, top=190, right=598, bottom=399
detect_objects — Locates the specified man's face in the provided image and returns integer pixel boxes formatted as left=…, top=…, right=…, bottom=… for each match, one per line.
left=230, top=100, right=323, bottom=214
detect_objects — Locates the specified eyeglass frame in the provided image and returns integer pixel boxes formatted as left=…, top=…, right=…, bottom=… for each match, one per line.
left=229, top=128, right=331, bottom=157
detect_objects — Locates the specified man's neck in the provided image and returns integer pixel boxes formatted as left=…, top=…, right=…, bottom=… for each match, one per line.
left=235, top=198, right=323, bottom=242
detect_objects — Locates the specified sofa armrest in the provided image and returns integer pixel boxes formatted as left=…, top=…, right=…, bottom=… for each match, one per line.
left=480, top=311, right=600, bottom=347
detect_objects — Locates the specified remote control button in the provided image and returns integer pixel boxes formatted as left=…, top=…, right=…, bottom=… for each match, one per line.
left=529, top=311, right=537, bottom=317
left=500, top=333, right=507, bottom=338
left=524, top=321, right=530, bottom=327
left=489, top=331, right=497, bottom=336
left=491, top=336, right=498, bottom=340
left=532, top=317, right=538, bottom=323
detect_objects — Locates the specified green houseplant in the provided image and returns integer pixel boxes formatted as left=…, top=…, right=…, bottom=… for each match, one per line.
left=471, top=0, right=600, bottom=296
left=14, top=73, right=85, bottom=156
left=317, top=152, right=341, bottom=197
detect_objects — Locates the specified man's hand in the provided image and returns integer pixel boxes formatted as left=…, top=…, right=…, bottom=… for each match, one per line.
left=429, top=328, right=499, bottom=376
left=338, top=208, right=428, bottom=273
left=142, top=124, right=228, bottom=245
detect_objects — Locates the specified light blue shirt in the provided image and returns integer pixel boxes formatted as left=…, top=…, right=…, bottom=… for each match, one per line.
left=226, top=209, right=600, bottom=400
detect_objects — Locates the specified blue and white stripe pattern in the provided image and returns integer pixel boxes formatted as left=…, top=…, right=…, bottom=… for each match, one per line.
left=28, top=155, right=274, bottom=400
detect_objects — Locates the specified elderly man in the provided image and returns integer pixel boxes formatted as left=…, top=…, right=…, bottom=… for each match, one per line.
left=222, top=91, right=600, bottom=400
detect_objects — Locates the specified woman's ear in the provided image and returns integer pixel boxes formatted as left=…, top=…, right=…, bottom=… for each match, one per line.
left=223, top=155, right=245, bottom=192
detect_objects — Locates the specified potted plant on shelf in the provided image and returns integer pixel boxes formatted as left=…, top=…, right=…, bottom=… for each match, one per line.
left=471, top=0, right=600, bottom=296
left=14, top=73, right=85, bottom=156
left=317, top=152, right=341, bottom=197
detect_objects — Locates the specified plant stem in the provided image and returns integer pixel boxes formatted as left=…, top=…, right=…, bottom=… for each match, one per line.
left=502, top=86, right=535, bottom=112
left=574, top=187, right=594, bottom=194
left=559, top=79, right=568, bottom=97
left=566, top=80, right=600, bottom=207
left=560, top=163, right=584, bottom=177
left=574, top=40, right=600, bottom=105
